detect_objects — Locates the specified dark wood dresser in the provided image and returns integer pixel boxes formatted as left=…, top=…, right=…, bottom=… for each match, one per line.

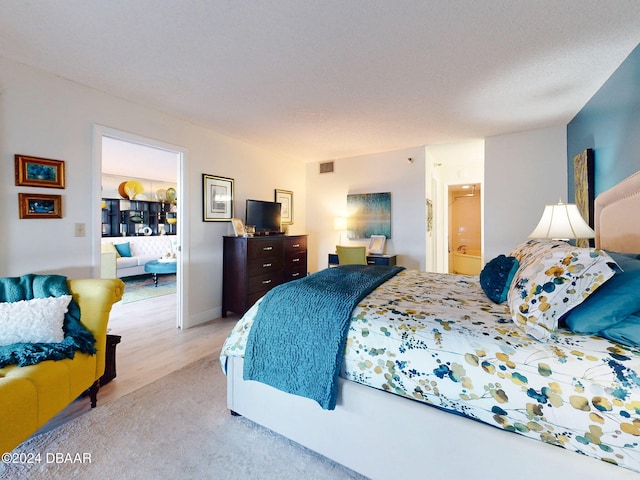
left=222, top=234, right=308, bottom=316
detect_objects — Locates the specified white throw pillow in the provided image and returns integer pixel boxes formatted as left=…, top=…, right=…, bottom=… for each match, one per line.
left=0, top=295, right=72, bottom=346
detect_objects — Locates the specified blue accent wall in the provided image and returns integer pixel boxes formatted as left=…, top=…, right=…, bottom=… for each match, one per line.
left=567, top=43, right=640, bottom=199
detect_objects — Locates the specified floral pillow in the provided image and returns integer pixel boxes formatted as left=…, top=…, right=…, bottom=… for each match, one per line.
left=507, top=240, right=617, bottom=341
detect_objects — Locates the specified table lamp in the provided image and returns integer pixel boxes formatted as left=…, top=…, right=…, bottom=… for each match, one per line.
left=528, top=198, right=595, bottom=240
left=334, top=216, right=347, bottom=246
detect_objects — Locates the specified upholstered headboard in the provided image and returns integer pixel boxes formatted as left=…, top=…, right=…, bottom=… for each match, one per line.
left=595, top=169, right=640, bottom=253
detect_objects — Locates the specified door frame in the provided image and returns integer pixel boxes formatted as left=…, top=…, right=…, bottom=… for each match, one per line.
left=92, top=125, right=188, bottom=329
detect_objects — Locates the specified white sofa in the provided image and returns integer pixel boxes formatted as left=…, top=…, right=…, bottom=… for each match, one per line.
left=100, top=236, right=177, bottom=278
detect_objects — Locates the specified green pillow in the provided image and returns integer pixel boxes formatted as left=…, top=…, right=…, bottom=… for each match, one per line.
left=114, top=242, right=132, bottom=257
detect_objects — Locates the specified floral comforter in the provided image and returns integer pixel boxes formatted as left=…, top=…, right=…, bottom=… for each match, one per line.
left=220, top=269, right=640, bottom=473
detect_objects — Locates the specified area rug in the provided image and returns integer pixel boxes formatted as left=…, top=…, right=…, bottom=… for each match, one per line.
left=0, top=355, right=365, bottom=480
left=120, top=274, right=176, bottom=304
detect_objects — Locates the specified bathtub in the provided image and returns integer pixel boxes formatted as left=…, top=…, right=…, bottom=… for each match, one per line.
left=450, top=250, right=482, bottom=276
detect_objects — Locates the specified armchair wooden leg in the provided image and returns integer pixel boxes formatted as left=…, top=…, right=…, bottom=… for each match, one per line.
left=88, top=380, right=100, bottom=408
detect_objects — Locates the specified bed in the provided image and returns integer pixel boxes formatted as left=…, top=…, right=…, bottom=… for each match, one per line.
left=220, top=170, right=640, bottom=480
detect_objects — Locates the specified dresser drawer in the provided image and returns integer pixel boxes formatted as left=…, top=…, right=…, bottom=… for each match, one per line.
left=247, top=255, right=283, bottom=276
left=248, top=271, right=281, bottom=295
left=284, top=266, right=307, bottom=282
left=284, top=236, right=307, bottom=253
left=247, top=291, right=267, bottom=309
left=248, top=240, right=283, bottom=259
left=284, top=251, right=306, bottom=269
left=367, top=255, right=397, bottom=266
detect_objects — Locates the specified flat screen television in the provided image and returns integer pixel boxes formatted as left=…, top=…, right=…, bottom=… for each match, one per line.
left=246, top=199, right=282, bottom=234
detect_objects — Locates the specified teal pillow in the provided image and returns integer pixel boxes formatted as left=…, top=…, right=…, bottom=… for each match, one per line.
left=563, top=252, right=640, bottom=334
left=599, top=312, right=640, bottom=347
left=114, top=242, right=132, bottom=257
left=479, top=255, right=519, bottom=304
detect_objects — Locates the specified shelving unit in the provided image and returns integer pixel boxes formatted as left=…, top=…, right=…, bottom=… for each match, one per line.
left=101, top=198, right=177, bottom=237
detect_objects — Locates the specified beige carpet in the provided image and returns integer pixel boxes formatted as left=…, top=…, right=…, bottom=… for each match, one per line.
left=1, top=356, right=366, bottom=480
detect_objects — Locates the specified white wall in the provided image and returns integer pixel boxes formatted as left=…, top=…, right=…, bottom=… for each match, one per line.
left=1, top=54, right=569, bottom=322
left=305, top=147, right=426, bottom=272
left=484, top=125, right=567, bottom=262
left=0, top=57, right=306, bottom=327
left=304, top=131, right=567, bottom=276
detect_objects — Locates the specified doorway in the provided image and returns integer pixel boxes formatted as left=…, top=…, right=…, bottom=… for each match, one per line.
left=448, top=183, right=482, bottom=275
left=93, top=125, right=188, bottom=329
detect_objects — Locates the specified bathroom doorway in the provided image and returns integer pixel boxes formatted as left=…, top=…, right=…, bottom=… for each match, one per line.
left=448, top=183, right=482, bottom=275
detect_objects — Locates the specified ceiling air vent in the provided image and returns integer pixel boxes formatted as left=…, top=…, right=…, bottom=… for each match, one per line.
left=319, top=161, right=334, bottom=174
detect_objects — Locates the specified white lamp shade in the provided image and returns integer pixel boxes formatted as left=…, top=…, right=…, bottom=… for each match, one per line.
left=529, top=201, right=595, bottom=240
left=334, top=217, right=347, bottom=231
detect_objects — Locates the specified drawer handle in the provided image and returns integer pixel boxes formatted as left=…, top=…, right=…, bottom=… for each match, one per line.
left=262, top=279, right=272, bottom=285
left=263, top=263, right=272, bottom=267
left=292, top=243, right=300, bottom=248
left=292, top=273, right=300, bottom=277
left=263, top=246, right=273, bottom=251
left=292, top=258, right=300, bottom=262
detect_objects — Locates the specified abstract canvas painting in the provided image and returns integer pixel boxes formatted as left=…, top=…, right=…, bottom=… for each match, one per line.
left=347, top=192, right=391, bottom=239
left=573, top=148, right=594, bottom=248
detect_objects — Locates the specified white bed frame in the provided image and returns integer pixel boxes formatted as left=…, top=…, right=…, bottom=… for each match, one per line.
left=227, top=170, right=640, bottom=480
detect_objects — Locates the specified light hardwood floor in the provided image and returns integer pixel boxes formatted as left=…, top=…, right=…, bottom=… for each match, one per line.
left=99, top=292, right=238, bottom=404
left=38, top=292, right=239, bottom=432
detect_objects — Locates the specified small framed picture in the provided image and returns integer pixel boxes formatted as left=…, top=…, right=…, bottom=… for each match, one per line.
left=231, top=217, right=246, bottom=236
left=15, top=155, right=66, bottom=188
left=367, top=235, right=386, bottom=255
left=203, top=174, right=234, bottom=222
left=18, top=193, right=63, bottom=219
left=275, top=189, right=293, bottom=225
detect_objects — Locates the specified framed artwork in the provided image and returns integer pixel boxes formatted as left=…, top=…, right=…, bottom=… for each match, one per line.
left=202, top=174, right=234, bottom=222
left=15, top=155, right=66, bottom=188
left=573, top=149, right=594, bottom=247
left=368, top=235, right=386, bottom=255
left=275, top=189, right=293, bottom=224
left=231, top=217, right=246, bottom=236
left=18, top=193, right=62, bottom=219
left=346, top=192, right=391, bottom=239
left=426, top=198, right=434, bottom=232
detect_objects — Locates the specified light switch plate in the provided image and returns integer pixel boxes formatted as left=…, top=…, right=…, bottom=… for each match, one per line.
left=74, top=223, right=86, bottom=237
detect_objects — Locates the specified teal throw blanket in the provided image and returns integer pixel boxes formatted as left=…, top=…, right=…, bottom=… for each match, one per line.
left=243, top=264, right=404, bottom=410
left=0, top=274, right=97, bottom=368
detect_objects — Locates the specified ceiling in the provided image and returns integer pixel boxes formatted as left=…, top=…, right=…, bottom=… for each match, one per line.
left=101, top=137, right=178, bottom=183
left=1, top=1, right=639, bottom=163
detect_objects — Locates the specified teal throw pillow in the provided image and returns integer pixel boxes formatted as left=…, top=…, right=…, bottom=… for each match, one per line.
left=598, top=312, right=640, bottom=347
left=114, top=242, right=132, bottom=257
left=563, top=252, right=640, bottom=334
left=479, top=255, right=519, bottom=304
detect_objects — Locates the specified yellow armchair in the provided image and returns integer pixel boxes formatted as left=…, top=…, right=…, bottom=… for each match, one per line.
left=0, top=278, right=124, bottom=454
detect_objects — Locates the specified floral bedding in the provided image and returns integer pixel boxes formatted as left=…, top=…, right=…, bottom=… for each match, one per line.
left=221, top=269, right=640, bottom=473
